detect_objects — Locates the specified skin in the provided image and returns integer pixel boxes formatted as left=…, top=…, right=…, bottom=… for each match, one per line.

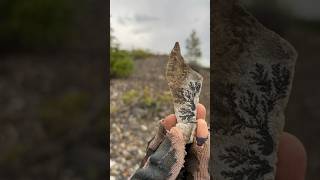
left=276, top=132, right=307, bottom=180
left=161, top=103, right=307, bottom=180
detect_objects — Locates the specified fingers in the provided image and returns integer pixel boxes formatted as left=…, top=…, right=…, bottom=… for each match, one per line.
left=161, top=114, right=177, bottom=130
left=196, top=104, right=208, bottom=146
left=276, top=132, right=307, bottom=180
left=196, top=103, right=206, bottom=120
left=162, top=103, right=207, bottom=143
left=196, top=119, right=209, bottom=146
left=161, top=103, right=208, bottom=145
left=196, top=119, right=209, bottom=138
left=161, top=103, right=206, bottom=131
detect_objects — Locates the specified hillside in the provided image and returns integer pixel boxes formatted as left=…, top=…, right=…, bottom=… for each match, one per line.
left=110, top=55, right=210, bottom=179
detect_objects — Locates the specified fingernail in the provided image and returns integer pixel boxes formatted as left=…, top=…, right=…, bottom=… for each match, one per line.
left=196, top=137, right=208, bottom=146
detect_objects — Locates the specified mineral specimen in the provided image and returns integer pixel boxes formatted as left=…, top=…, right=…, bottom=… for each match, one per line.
left=166, top=42, right=203, bottom=144
left=212, top=0, right=297, bottom=179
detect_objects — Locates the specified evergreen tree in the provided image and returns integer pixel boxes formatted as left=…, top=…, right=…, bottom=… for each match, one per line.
left=110, top=26, right=119, bottom=51
left=185, top=30, right=202, bottom=65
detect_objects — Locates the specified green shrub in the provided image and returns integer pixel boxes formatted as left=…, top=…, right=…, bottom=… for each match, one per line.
left=142, top=86, right=157, bottom=107
left=110, top=48, right=134, bottom=78
left=39, top=91, right=90, bottom=138
left=121, top=87, right=172, bottom=111
left=0, top=0, right=73, bottom=48
left=122, top=89, right=139, bottom=104
left=130, top=49, right=153, bottom=59
left=110, top=104, right=118, bottom=114
left=1, top=143, right=29, bottom=166
left=158, top=91, right=172, bottom=104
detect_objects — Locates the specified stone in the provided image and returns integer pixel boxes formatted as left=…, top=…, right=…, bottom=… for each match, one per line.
left=212, top=0, right=297, bottom=179
left=166, top=42, right=203, bottom=143
left=110, top=160, right=116, bottom=168
left=141, top=125, right=148, bottom=131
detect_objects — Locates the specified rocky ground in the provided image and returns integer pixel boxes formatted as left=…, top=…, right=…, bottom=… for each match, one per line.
left=0, top=53, right=106, bottom=180
left=110, top=55, right=210, bottom=179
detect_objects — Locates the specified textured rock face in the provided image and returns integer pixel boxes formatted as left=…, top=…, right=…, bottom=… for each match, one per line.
left=166, top=42, right=203, bottom=144
left=212, top=0, right=297, bottom=179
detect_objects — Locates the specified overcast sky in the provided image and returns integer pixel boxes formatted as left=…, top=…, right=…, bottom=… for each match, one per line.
left=244, top=0, right=320, bottom=20
left=110, top=0, right=210, bottom=67
left=281, top=0, right=320, bottom=20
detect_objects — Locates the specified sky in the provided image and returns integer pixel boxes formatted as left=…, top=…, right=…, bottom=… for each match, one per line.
left=281, top=0, right=320, bottom=20
left=110, top=0, right=210, bottom=68
left=244, top=0, right=320, bottom=20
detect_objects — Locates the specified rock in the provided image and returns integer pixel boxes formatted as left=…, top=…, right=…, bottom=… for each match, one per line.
left=212, top=0, right=297, bottom=179
left=141, top=125, right=148, bottom=131
left=110, top=160, right=116, bottom=168
left=166, top=42, right=203, bottom=143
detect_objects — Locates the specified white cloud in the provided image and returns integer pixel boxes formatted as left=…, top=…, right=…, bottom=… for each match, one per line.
left=110, top=0, right=210, bottom=67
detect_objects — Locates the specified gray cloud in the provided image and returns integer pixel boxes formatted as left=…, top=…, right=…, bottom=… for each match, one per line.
left=111, top=0, right=210, bottom=67
left=117, top=14, right=159, bottom=25
left=131, top=26, right=153, bottom=34
left=134, top=14, right=159, bottom=22
left=117, top=16, right=130, bottom=25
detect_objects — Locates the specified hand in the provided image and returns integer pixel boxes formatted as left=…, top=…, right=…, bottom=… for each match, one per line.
left=131, top=103, right=307, bottom=180
left=130, top=103, right=209, bottom=180
left=276, top=132, right=307, bottom=180
left=164, top=103, right=209, bottom=180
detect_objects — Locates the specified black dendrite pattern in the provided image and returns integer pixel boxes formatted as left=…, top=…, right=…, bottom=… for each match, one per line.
left=218, top=63, right=290, bottom=179
left=176, top=81, right=201, bottom=122
left=220, top=146, right=272, bottom=180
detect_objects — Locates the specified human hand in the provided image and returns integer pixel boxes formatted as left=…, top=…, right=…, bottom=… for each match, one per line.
left=276, top=132, right=307, bottom=180
left=130, top=103, right=209, bottom=180
left=130, top=103, right=307, bottom=180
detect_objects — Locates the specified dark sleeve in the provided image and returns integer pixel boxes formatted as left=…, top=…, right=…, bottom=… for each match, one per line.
left=130, top=137, right=179, bottom=180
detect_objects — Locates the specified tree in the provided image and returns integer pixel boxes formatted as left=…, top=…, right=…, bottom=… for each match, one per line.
left=110, top=26, right=119, bottom=51
left=185, top=30, right=202, bottom=65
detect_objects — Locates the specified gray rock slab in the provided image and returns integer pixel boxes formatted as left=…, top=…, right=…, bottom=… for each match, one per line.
left=166, top=42, right=203, bottom=144
left=212, top=0, right=297, bottom=179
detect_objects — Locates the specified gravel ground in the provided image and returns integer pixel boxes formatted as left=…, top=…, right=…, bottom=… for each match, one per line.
left=110, top=56, right=210, bottom=179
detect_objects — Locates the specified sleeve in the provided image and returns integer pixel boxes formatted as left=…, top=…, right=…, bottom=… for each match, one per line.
left=130, top=127, right=186, bottom=180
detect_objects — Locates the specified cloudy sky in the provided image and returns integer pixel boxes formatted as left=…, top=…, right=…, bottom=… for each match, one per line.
left=281, top=0, right=320, bottom=20
left=110, top=0, right=210, bottom=67
left=244, top=0, right=320, bottom=20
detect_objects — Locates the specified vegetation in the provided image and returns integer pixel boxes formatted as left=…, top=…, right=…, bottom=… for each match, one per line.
left=121, top=86, right=172, bottom=109
left=130, top=49, right=153, bottom=59
left=0, top=0, right=73, bottom=49
left=39, top=91, right=90, bottom=138
left=122, top=89, right=139, bottom=104
left=110, top=48, right=134, bottom=78
left=185, top=30, right=202, bottom=65
left=110, top=26, right=134, bottom=78
left=141, top=86, right=157, bottom=107
left=110, top=27, right=156, bottom=78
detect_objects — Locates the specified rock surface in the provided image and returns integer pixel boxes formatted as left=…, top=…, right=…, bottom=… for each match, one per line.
left=212, top=0, right=297, bottom=179
left=166, top=42, right=203, bottom=143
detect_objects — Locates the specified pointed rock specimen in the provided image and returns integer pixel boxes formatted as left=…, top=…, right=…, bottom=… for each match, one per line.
left=166, top=42, right=203, bottom=143
left=212, top=0, right=297, bottom=179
